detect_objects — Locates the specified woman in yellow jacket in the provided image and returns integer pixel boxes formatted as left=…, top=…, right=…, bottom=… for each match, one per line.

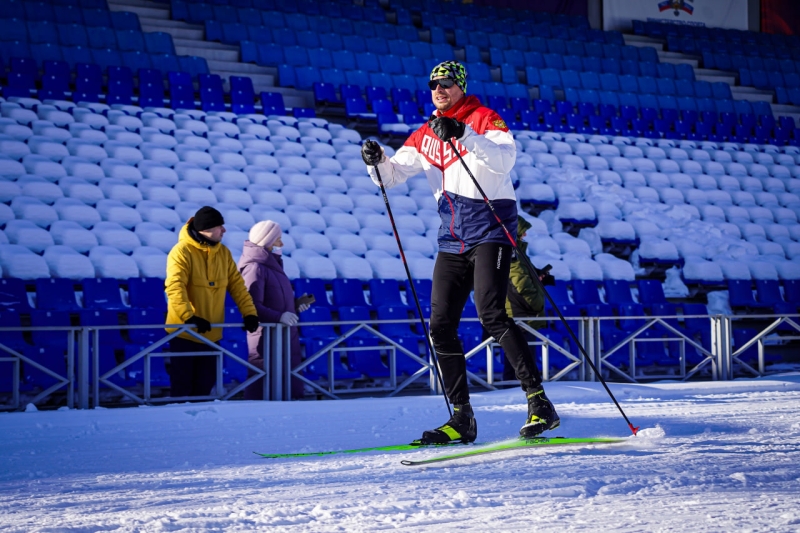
left=165, top=206, right=259, bottom=398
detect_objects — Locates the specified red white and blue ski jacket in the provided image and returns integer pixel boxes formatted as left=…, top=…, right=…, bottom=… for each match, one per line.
left=367, top=95, right=518, bottom=254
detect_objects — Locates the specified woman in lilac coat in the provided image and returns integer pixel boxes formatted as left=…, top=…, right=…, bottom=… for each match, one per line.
left=238, top=221, right=308, bottom=400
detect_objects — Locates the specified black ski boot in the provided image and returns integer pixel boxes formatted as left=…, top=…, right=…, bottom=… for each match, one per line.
left=519, top=387, right=560, bottom=438
left=418, top=403, right=478, bottom=445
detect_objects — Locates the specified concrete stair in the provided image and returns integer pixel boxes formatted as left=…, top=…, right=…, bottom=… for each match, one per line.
left=106, top=0, right=310, bottom=108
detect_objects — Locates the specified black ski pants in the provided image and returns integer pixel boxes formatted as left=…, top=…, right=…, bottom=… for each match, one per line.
left=168, top=336, right=218, bottom=398
left=430, top=242, right=542, bottom=405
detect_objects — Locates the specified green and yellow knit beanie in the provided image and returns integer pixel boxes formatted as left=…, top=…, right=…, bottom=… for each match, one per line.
left=430, top=60, right=467, bottom=94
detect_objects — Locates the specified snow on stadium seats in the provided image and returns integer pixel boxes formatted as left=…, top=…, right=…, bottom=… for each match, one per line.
left=11, top=196, right=59, bottom=228
left=364, top=250, right=404, bottom=279
left=682, top=258, right=724, bottom=284
left=283, top=173, right=316, bottom=192
left=294, top=232, right=333, bottom=255
left=715, top=259, right=751, bottom=280
left=140, top=144, right=180, bottom=166
left=41, top=245, right=94, bottom=279
left=89, top=221, right=141, bottom=254
left=176, top=147, right=214, bottom=169
left=107, top=113, right=143, bottom=133
left=756, top=241, right=786, bottom=258
left=0, top=244, right=49, bottom=279
left=325, top=228, right=367, bottom=255
left=22, top=156, right=66, bottom=182
left=5, top=219, right=53, bottom=253
left=96, top=199, right=143, bottom=229
left=705, top=189, right=732, bottom=207
left=210, top=149, right=247, bottom=171
left=134, top=200, right=182, bottom=230
left=361, top=228, right=400, bottom=255
left=174, top=164, right=214, bottom=187
left=139, top=183, right=180, bottom=207
left=564, top=256, right=603, bottom=280
left=328, top=250, right=373, bottom=280
left=101, top=161, right=142, bottom=184
left=214, top=187, right=253, bottom=210
left=100, top=180, right=143, bottom=206
left=282, top=207, right=322, bottom=233
left=292, top=249, right=336, bottom=279
left=131, top=247, right=167, bottom=278
left=353, top=208, right=392, bottom=234
left=748, top=261, right=779, bottom=281
left=593, top=253, right=635, bottom=280
left=134, top=222, right=178, bottom=253
left=749, top=206, right=774, bottom=225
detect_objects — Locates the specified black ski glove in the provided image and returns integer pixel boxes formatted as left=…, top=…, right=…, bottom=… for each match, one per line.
left=361, top=140, right=383, bottom=166
left=243, top=314, right=260, bottom=333
left=185, top=315, right=211, bottom=334
left=429, top=116, right=466, bottom=141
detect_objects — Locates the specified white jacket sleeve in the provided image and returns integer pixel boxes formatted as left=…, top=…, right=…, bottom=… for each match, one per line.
left=458, top=126, right=516, bottom=176
left=366, top=145, right=424, bottom=189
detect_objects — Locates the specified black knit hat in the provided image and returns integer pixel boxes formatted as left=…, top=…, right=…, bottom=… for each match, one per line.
left=192, top=206, right=225, bottom=231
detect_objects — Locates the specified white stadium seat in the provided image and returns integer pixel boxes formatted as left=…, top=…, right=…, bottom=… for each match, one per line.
left=96, top=199, right=143, bottom=229
left=89, top=246, right=140, bottom=279
left=42, top=245, right=95, bottom=279
left=4, top=219, right=54, bottom=253
left=0, top=244, right=50, bottom=279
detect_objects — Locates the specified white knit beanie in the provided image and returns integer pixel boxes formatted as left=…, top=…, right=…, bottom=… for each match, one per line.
left=249, top=220, right=281, bottom=248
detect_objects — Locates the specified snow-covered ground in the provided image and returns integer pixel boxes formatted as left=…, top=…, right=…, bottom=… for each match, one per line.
left=2, top=375, right=800, bottom=532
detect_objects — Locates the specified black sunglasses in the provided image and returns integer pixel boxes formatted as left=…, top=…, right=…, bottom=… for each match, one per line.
left=428, top=78, right=456, bottom=90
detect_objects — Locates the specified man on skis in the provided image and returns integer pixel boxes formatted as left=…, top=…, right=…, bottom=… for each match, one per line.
left=361, top=60, right=559, bottom=444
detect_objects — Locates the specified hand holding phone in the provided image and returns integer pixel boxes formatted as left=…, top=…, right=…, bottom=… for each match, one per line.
left=295, top=293, right=315, bottom=312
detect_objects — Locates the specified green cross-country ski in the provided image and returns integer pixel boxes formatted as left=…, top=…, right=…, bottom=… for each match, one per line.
left=254, top=439, right=468, bottom=459
left=400, top=437, right=626, bottom=466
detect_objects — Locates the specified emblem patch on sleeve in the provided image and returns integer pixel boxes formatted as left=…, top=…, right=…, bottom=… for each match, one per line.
left=492, top=119, right=507, bottom=129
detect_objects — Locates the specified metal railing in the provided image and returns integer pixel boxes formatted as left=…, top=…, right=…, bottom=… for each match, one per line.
left=1, top=312, right=798, bottom=409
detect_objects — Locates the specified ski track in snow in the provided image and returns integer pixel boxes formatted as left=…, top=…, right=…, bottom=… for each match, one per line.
left=2, top=376, right=800, bottom=532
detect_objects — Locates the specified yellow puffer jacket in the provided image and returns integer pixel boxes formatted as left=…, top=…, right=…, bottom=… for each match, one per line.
left=165, top=221, right=257, bottom=342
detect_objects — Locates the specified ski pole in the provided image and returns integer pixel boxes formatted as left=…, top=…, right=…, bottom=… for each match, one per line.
left=445, top=138, right=639, bottom=436
left=372, top=164, right=452, bottom=418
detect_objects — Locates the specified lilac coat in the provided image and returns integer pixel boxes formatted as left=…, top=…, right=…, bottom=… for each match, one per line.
left=237, top=241, right=302, bottom=399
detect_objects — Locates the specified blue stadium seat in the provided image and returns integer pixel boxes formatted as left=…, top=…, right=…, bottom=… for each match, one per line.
left=74, top=62, right=102, bottom=102
left=110, top=11, right=141, bottom=31
left=87, top=26, right=117, bottom=49
left=30, top=310, right=72, bottom=349
left=261, top=91, right=287, bottom=114
left=0, top=279, right=32, bottom=313
left=127, top=277, right=166, bottom=311
left=82, top=278, right=126, bottom=310
left=39, top=72, right=69, bottom=100
left=27, top=20, right=58, bottom=43
left=82, top=8, right=112, bottom=28
left=57, top=23, right=89, bottom=48
left=91, top=48, right=122, bottom=70
left=35, top=279, right=80, bottom=312
left=336, top=306, right=373, bottom=339
left=198, top=73, right=226, bottom=110
left=144, top=32, right=175, bottom=55
left=24, top=346, right=68, bottom=391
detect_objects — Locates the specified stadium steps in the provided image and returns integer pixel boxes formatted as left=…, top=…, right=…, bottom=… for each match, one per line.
left=624, top=27, right=799, bottom=122
left=106, top=0, right=311, bottom=108
left=623, top=34, right=664, bottom=51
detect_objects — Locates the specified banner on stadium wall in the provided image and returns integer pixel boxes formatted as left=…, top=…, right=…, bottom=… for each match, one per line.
left=603, top=0, right=749, bottom=32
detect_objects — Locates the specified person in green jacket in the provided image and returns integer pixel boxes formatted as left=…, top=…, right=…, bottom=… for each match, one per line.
left=503, top=216, right=552, bottom=381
